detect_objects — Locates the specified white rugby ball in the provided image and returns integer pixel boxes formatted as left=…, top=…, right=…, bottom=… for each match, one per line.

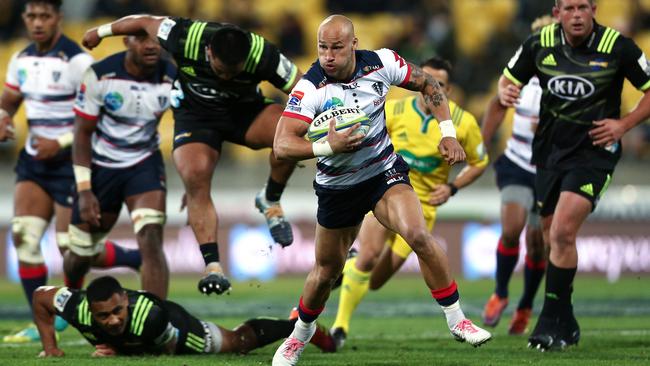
left=307, top=107, right=371, bottom=142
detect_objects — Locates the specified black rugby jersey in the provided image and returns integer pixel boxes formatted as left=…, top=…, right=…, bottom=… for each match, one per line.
left=504, top=21, right=650, bottom=170
left=156, top=17, right=298, bottom=110
left=53, top=287, right=210, bottom=355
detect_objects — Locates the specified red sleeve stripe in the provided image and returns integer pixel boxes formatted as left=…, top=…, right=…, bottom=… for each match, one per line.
left=398, top=63, right=413, bottom=87
left=73, top=107, right=99, bottom=122
left=4, top=82, right=19, bottom=91
left=282, top=111, right=313, bottom=124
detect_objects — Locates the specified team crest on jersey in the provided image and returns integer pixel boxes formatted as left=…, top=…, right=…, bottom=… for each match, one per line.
left=53, top=288, right=73, bottom=312
left=76, top=83, right=86, bottom=105
left=104, top=92, right=124, bottom=111
left=372, top=82, right=384, bottom=96
left=288, top=91, right=304, bottom=106
left=52, top=71, right=61, bottom=82
left=158, top=96, right=168, bottom=108
left=323, top=97, right=344, bottom=111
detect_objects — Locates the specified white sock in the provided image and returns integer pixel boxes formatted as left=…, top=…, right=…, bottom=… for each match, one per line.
left=291, top=318, right=316, bottom=343
left=441, top=300, right=466, bottom=330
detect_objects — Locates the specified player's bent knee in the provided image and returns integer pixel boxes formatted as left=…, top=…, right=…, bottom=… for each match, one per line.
left=11, top=216, right=48, bottom=264
left=131, top=208, right=166, bottom=234
left=68, top=225, right=107, bottom=257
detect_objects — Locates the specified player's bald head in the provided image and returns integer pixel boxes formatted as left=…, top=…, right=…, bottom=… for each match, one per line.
left=318, top=14, right=355, bottom=42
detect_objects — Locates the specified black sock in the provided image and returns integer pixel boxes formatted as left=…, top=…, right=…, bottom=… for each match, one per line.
left=540, top=260, right=576, bottom=318
left=518, top=256, right=546, bottom=310
left=495, top=239, right=519, bottom=298
left=200, top=243, right=220, bottom=266
left=244, top=318, right=294, bottom=348
left=265, top=177, right=286, bottom=202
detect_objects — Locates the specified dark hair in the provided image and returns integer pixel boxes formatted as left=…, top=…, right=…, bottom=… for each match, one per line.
left=209, top=26, right=250, bottom=66
left=25, top=0, right=63, bottom=11
left=420, top=56, right=452, bottom=78
left=86, top=276, right=124, bottom=303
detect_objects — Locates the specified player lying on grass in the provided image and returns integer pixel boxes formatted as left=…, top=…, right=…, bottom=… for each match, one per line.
left=32, top=276, right=335, bottom=357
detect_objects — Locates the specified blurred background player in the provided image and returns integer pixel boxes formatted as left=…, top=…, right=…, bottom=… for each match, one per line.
left=480, top=16, right=556, bottom=335
left=500, top=0, right=650, bottom=350
left=81, top=14, right=303, bottom=295
left=66, top=33, right=175, bottom=299
left=0, top=0, right=140, bottom=343
left=33, top=275, right=335, bottom=357
left=330, top=56, right=489, bottom=348
left=271, top=15, right=489, bottom=366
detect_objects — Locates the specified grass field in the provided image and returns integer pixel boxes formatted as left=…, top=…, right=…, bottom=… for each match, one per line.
left=0, top=274, right=648, bottom=365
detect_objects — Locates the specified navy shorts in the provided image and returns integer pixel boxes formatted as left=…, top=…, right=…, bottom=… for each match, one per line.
left=536, top=166, right=613, bottom=217
left=72, top=151, right=166, bottom=224
left=494, top=154, right=535, bottom=191
left=14, top=148, right=74, bottom=207
left=314, top=156, right=411, bottom=229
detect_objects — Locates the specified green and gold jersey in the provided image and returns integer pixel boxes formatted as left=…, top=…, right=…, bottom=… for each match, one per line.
left=53, top=287, right=209, bottom=355
left=504, top=21, right=650, bottom=170
left=156, top=17, right=298, bottom=109
left=386, top=96, right=488, bottom=205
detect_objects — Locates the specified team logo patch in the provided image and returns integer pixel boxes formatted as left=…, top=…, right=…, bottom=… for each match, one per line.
left=638, top=53, right=650, bottom=76
left=18, top=69, right=27, bottom=86
left=76, top=83, right=86, bottom=106
left=589, top=60, right=609, bottom=69
left=104, top=91, right=124, bottom=111
left=288, top=90, right=304, bottom=106
left=372, top=82, right=384, bottom=96
left=53, top=288, right=73, bottom=312
left=52, top=71, right=61, bottom=82
left=276, top=54, right=294, bottom=81
left=547, top=75, right=595, bottom=101
left=323, top=97, right=344, bottom=111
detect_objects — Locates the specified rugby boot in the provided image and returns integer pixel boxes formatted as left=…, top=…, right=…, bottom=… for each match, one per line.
left=508, top=308, right=532, bottom=335
left=255, top=190, right=293, bottom=247
left=482, top=293, right=508, bottom=327
left=451, top=319, right=492, bottom=347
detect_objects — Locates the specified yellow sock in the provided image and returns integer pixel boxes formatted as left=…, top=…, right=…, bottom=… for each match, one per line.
left=332, top=257, right=371, bottom=333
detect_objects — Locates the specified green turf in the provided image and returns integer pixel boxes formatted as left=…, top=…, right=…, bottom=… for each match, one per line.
left=0, top=275, right=648, bottom=365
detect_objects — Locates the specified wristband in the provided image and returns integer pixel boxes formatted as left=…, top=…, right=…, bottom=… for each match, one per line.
left=73, top=164, right=91, bottom=192
left=97, top=24, right=113, bottom=38
left=56, top=132, right=73, bottom=148
left=312, top=141, right=334, bottom=157
left=447, top=182, right=459, bottom=196
left=438, top=119, right=456, bottom=139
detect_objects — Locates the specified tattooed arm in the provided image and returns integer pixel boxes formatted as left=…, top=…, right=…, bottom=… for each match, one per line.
left=401, top=62, right=466, bottom=164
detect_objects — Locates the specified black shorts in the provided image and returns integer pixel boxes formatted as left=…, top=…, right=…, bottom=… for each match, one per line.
left=172, top=98, right=275, bottom=151
left=535, top=166, right=613, bottom=217
left=15, top=148, right=74, bottom=207
left=314, top=156, right=411, bottom=229
left=71, top=151, right=166, bottom=224
left=494, top=154, right=536, bottom=191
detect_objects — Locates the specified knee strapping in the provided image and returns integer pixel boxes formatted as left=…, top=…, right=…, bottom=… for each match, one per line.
left=68, top=225, right=107, bottom=257
left=131, top=208, right=166, bottom=234
left=11, top=216, right=48, bottom=264
left=56, top=232, right=70, bottom=250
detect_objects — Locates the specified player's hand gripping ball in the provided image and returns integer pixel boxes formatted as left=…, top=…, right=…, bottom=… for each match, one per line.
left=307, top=107, right=370, bottom=142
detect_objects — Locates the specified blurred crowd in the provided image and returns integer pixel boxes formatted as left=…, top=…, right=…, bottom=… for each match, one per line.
left=1, top=0, right=649, bottom=162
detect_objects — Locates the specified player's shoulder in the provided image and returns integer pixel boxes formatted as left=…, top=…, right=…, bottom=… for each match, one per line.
left=593, top=22, right=634, bottom=55
left=90, top=51, right=127, bottom=79
left=127, top=290, right=166, bottom=336
left=301, top=60, right=328, bottom=89
left=386, top=95, right=414, bottom=116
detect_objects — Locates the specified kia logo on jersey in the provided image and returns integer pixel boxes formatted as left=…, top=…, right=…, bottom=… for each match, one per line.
left=547, top=75, right=595, bottom=101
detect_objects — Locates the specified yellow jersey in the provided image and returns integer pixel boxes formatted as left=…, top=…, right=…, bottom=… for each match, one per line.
left=385, top=96, right=488, bottom=206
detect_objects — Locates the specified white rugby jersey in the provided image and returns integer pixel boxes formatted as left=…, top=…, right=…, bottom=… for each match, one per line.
left=504, top=77, right=542, bottom=173
left=4, top=35, right=93, bottom=156
left=73, top=52, right=175, bottom=168
left=283, top=49, right=411, bottom=188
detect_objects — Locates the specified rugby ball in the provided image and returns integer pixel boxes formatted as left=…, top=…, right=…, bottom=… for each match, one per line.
left=307, top=107, right=371, bottom=142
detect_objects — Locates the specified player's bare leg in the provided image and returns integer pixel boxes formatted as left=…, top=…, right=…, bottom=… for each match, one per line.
left=246, top=104, right=297, bottom=246
left=4, top=181, right=53, bottom=343
left=274, top=225, right=359, bottom=364
left=126, top=190, right=168, bottom=299
left=374, top=184, right=491, bottom=346
left=368, top=246, right=407, bottom=291
left=529, top=192, right=589, bottom=350
left=173, top=143, right=230, bottom=295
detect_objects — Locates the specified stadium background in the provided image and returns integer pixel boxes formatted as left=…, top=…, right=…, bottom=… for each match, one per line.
left=0, top=1, right=648, bottom=364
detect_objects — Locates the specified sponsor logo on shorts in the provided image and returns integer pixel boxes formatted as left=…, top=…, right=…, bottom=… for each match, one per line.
left=384, top=168, right=405, bottom=185
left=174, top=132, right=192, bottom=141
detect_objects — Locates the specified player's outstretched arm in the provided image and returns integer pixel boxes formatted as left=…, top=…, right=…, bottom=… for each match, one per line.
left=273, top=117, right=363, bottom=160
left=73, top=115, right=101, bottom=226
left=481, top=95, right=508, bottom=147
left=33, top=287, right=65, bottom=357
left=402, top=63, right=466, bottom=165
left=82, top=15, right=165, bottom=50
